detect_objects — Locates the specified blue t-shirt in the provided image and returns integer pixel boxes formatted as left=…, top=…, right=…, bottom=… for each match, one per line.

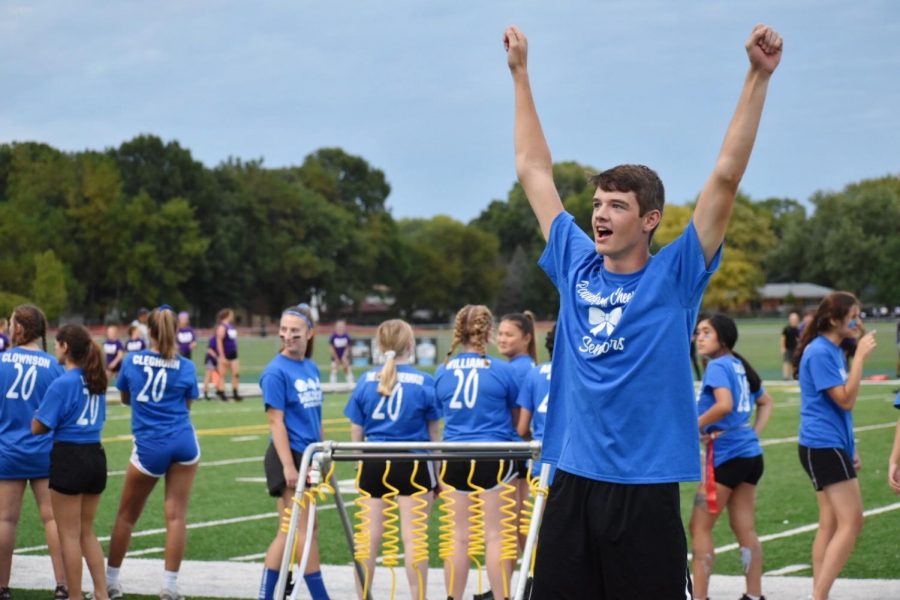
left=435, top=352, right=519, bottom=442
left=344, top=364, right=439, bottom=442
left=516, top=362, right=551, bottom=442
left=509, top=355, right=536, bottom=380
left=116, top=351, right=199, bottom=439
left=697, top=355, right=763, bottom=466
left=538, top=211, right=721, bottom=483
left=0, top=348, right=64, bottom=462
left=35, top=368, right=106, bottom=444
left=261, top=354, right=323, bottom=453
left=798, top=336, right=854, bottom=457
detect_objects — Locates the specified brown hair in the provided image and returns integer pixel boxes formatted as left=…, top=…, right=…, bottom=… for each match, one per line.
left=56, top=324, right=107, bottom=394
left=149, top=306, right=178, bottom=359
left=792, top=291, right=859, bottom=377
left=376, top=319, right=415, bottom=396
left=590, top=164, right=665, bottom=239
left=11, top=305, right=48, bottom=350
left=500, top=311, right=538, bottom=363
left=282, top=305, right=316, bottom=359
left=217, top=308, right=233, bottom=323
left=446, top=305, right=493, bottom=361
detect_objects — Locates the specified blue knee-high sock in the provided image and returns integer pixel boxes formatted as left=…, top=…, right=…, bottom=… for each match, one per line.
left=303, top=571, right=330, bottom=600
left=258, top=567, right=279, bottom=600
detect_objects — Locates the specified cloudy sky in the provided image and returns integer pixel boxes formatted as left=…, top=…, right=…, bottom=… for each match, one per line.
left=2, top=1, right=898, bottom=221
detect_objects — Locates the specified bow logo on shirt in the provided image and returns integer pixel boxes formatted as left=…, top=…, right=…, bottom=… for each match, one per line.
left=589, top=306, right=622, bottom=337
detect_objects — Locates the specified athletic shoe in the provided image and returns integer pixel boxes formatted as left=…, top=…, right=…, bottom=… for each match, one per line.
left=0, top=586, right=12, bottom=600
left=159, top=589, right=184, bottom=600
left=739, top=595, right=765, bottom=600
left=232, top=390, right=243, bottom=402
left=107, top=582, right=123, bottom=600
left=53, top=585, right=68, bottom=600
left=216, top=390, right=227, bottom=402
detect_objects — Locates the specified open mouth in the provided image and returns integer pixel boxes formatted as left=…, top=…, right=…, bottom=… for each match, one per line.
left=595, top=226, right=613, bottom=241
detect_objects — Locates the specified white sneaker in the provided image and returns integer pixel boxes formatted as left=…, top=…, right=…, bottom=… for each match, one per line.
left=107, top=583, right=123, bottom=600
left=159, top=589, right=184, bottom=600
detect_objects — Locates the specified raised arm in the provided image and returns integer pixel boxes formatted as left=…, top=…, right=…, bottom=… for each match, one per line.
left=506, top=26, right=564, bottom=240
left=693, top=24, right=783, bottom=264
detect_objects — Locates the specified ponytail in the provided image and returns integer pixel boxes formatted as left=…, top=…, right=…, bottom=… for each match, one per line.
left=56, top=324, right=108, bottom=394
left=149, top=306, right=178, bottom=359
left=732, top=351, right=761, bottom=394
left=11, top=304, right=48, bottom=349
left=375, top=319, right=415, bottom=396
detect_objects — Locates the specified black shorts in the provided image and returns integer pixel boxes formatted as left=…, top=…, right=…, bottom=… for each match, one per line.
left=440, top=459, right=516, bottom=493
left=532, top=470, right=691, bottom=599
left=179, top=349, right=192, bottom=360
left=224, top=350, right=238, bottom=361
left=514, top=459, right=529, bottom=479
left=264, top=443, right=307, bottom=497
left=714, top=454, right=764, bottom=489
left=799, top=445, right=856, bottom=491
left=49, top=442, right=107, bottom=495
left=357, top=459, right=437, bottom=497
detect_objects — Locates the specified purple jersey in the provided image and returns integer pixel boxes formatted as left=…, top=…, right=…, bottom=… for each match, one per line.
left=177, top=327, right=196, bottom=356
left=220, top=323, right=238, bottom=359
left=103, top=338, right=124, bottom=367
left=330, top=333, right=351, bottom=360
left=0, top=334, right=9, bottom=353
left=125, top=338, right=146, bottom=353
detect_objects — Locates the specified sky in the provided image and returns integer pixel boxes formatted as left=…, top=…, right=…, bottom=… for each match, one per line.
left=2, top=1, right=898, bottom=222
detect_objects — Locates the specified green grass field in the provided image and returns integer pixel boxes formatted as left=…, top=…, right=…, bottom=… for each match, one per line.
left=9, top=318, right=900, bottom=596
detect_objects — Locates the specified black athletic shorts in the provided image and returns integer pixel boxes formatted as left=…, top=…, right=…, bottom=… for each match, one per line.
left=357, top=458, right=437, bottom=497
left=179, top=349, right=192, bottom=360
left=531, top=469, right=692, bottom=599
left=514, top=458, right=529, bottom=479
left=224, top=350, right=238, bottom=361
left=714, top=454, right=764, bottom=490
left=798, top=445, right=856, bottom=491
left=49, top=442, right=107, bottom=495
left=264, top=443, right=309, bottom=497
left=440, top=459, right=517, bottom=493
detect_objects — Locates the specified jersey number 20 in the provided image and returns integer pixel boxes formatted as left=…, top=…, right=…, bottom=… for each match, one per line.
left=5, top=363, right=37, bottom=401
left=448, top=369, right=479, bottom=409
left=137, top=367, right=168, bottom=403
left=372, top=383, right=403, bottom=421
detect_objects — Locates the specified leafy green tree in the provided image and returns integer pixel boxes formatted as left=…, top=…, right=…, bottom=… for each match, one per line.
left=32, top=250, right=68, bottom=321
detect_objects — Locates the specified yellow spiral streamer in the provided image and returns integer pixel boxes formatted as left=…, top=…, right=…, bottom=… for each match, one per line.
left=353, top=461, right=373, bottom=599
left=466, top=460, right=486, bottom=596
left=437, top=460, right=457, bottom=595
left=498, top=460, right=519, bottom=599
left=381, top=461, right=401, bottom=600
left=408, top=461, right=431, bottom=600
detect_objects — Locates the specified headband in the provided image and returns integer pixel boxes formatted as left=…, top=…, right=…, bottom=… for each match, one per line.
left=283, top=303, right=313, bottom=329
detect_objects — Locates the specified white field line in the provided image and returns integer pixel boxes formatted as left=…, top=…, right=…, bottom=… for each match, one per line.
left=779, top=393, right=892, bottom=407
left=761, top=421, right=897, bottom=446
left=14, top=511, right=279, bottom=554
left=127, top=546, right=166, bottom=557
left=235, top=477, right=267, bottom=483
left=109, top=455, right=262, bottom=477
left=764, top=563, right=811, bottom=576
left=711, top=501, right=900, bottom=556
left=230, top=435, right=261, bottom=442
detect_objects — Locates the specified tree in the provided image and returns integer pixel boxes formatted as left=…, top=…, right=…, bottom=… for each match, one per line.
left=32, top=250, right=68, bottom=321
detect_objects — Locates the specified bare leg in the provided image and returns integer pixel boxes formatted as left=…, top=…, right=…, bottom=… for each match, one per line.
left=483, top=488, right=514, bottom=600
left=354, top=498, right=384, bottom=600
left=813, top=479, right=863, bottom=600
left=398, top=495, right=431, bottom=600
left=80, top=494, right=107, bottom=600
left=689, top=484, right=732, bottom=600
left=445, top=491, right=472, bottom=600
left=263, top=488, right=321, bottom=573
left=107, top=464, right=158, bottom=568
left=31, top=479, right=67, bottom=587
left=162, top=463, right=199, bottom=573
left=50, top=491, right=85, bottom=599
left=0, top=480, right=27, bottom=587
left=811, top=489, right=837, bottom=593
left=727, top=483, right=762, bottom=598
left=230, top=359, right=241, bottom=396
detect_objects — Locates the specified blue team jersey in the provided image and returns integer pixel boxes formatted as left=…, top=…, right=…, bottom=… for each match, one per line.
left=35, top=368, right=106, bottom=444
left=116, top=350, right=199, bottom=439
left=697, top=356, right=763, bottom=466
left=344, top=364, right=439, bottom=442
left=798, top=336, right=854, bottom=457
left=435, top=352, right=519, bottom=442
left=538, top=211, right=721, bottom=484
left=509, top=355, right=536, bottom=380
left=0, top=348, right=64, bottom=476
left=517, top=362, right=551, bottom=442
left=261, top=354, right=323, bottom=453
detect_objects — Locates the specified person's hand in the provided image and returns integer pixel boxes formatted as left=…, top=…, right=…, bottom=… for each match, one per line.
left=889, top=462, right=900, bottom=494
left=855, top=331, right=877, bottom=360
left=504, top=26, right=528, bottom=75
left=283, top=465, right=299, bottom=490
left=746, top=24, right=783, bottom=75
left=853, top=451, right=862, bottom=472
